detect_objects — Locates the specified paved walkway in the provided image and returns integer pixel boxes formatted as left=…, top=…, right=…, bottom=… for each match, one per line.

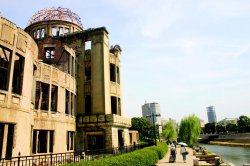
left=156, top=146, right=195, bottom=166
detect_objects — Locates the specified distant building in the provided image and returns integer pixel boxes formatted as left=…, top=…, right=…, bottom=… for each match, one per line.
left=142, top=102, right=161, bottom=125
left=207, top=106, right=217, bottom=123
left=200, top=119, right=205, bottom=128
left=218, top=118, right=237, bottom=126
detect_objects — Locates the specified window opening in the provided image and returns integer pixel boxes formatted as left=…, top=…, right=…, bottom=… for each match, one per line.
left=110, top=63, right=116, bottom=82
left=52, top=27, right=57, bottom=36
left=5, top=124, right=14, bottom=159
left=49, top=131, right=54, bottom=153
left=12, top=54, right=25, bottom=95
left=65, top=28, right=69, bottom=34
left=71, top=57, right=75, bottom=77
left=85, top=95, right=91, bottom=115
left=118, top=98, right=121, bottom=115
left=117, top=66, right=120, bottom=84
left=41, top=28, right=45, bottom=38
left=71, top=93, right=74, bottom=116
left=45, top=47, right=55, bottom=60
left=59, top=27, right=63, bottom=36
left=65, top=90, right=70, bottom=115
left=111, top=96, right=117, bottom=114
left=0, top=46, right=12, bottom=91
left=35, top=82, right=49, bottom=110
left=38, top=130, right=47, bottom=153
left=51, top=85, right=58, bottom=112
left=33, top=30, right=36, bottom=39
left=67, top=131, right=74, bottom=151
left=118, top=130, right=124, bottom=147
left=32, top=130, right=37, bottom=154
left=0, top=124, right=4, bottom=160
left=85, top=41, right=91, bottom=50
left=36, top=29, right=40, bottom=39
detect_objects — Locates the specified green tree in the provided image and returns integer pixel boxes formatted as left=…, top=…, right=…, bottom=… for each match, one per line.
left=216, top=124, right=226, bottom=134
left=238, top=115, right=250, bottom=133
left=204, top=123, right=216, bottom=134
left=161, top=121, right=177, bottom=141
left=178, top=114, right=201, bottom=146
left=226, top=123, right=238, bottom=133
left=130, top=117, right=155, bottom=141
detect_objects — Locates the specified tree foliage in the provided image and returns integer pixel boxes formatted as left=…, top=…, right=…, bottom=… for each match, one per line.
left=238, top=115, right=250, bottom=133
left=161, top=121, right=177, bottom=141
left=204, top=122, right=216, bottom=134
left=130, top=117, right=155, bottom=141
left=178, top=114, right=201, bottom=146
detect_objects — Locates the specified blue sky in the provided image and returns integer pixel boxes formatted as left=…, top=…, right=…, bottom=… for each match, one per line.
left=2, top=0, right=250, bottom=122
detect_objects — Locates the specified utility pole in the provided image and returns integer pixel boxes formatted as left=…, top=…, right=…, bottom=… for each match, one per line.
left=146, top=112, right=161, bottom=145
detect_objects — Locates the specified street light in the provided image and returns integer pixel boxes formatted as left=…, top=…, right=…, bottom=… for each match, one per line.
left=146, top=112, right=161, bottom=145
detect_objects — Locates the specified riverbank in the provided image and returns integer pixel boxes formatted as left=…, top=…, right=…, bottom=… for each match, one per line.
left=209, top=141, right=250, bottom=147
left=200, top=143, right=250, bottom=166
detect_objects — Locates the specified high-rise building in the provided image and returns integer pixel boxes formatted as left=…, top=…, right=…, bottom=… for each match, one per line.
left=0, top=7, right=131, bottom=159
left=142, top=102, right=161, bottom=125
left=207, top=106, right=217, bottom=123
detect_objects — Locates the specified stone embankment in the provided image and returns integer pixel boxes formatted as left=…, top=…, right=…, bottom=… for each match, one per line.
left=192, top=146, right=233, bottom=166
left=210, top=133, right=250, bottom=147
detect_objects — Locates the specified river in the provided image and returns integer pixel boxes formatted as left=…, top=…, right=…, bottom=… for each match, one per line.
left=199, top=144, right=250, bottom=166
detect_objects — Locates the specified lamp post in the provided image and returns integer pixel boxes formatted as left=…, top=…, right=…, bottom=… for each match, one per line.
left=146, top=112, right=160, bottom=145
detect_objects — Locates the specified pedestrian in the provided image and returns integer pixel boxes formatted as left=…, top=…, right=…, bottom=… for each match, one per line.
left=173, top=140, right=177, bottom=148
left=170, top=144, right=176, bottom=162
left=180, top=145, right=188, bottom=163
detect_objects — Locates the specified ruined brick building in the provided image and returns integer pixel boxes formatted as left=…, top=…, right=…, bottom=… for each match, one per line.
left=0, top=7, right=134, bottom=159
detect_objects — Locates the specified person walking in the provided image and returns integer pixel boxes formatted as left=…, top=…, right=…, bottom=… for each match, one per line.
left=180, top=145, right=188, bottom=163
left=170, top=144, right=176, bottom=162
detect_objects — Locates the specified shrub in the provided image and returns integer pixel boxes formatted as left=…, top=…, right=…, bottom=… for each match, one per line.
left=62, top=142, right=168, bottom=166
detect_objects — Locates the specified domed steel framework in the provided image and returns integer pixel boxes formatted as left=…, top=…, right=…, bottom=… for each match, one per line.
left=28, top=7, right=83, bottom=28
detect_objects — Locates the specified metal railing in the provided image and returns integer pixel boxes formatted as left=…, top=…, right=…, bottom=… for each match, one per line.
left=0, top=142, right=154, bottom=166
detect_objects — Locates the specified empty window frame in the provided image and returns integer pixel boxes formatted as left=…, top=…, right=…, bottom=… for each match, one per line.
left=110, top=63, right=116, bottom=82
left=59, top=27, right=63, bottom=36
left=51, top=85, right=58, bottom=112
left=118, top=98, right=121, bottom=115
left=35, top=82, right=49, bottom=110
left=12, top=54, right=25, bottom=95
left=111, top=96, right=117, bottom=114
left=85, top=41, right=91, bottom=50
left=41, top=28, right=45, bottom=38
left=0, top=46, right=12, bottom=91
left=71, top=93, right=75, bottom=116
left=117, top=66, right=120, bottom=84
left=32, top=130, right=54, bottom=154
left=0, top=124, right=4, bottom=160
left=85, top=95, right=91, bottom=115
left=67, top=131, right=74, bottom=151
left=5, top=124, right=14, bottom=159
left=0, top=124, right=15, bottom=159
left=65, top=90, right=70, bottom=115
left=64, top=28, right=70, bottom=34
left=45, top=47, right=55, bottom=60
left=71, top=57, right=75, bottom=77
left=52, top=27, right=57, bottom=36
left=36, top=29, right=40, bottom=39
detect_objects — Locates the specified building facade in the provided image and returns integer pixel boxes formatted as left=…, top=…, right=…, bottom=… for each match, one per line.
left=0, top=7, right=131, bottom=159
left=207, top=106, right=217, bottom=123
left=142, top=102, right=161, bottom=125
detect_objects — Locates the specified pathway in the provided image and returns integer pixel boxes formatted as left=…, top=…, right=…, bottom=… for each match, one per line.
left=156, top=146, right=195, bottom=166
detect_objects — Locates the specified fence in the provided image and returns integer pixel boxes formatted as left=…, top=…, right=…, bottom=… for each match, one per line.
left=0, top=142, right=154, bottom=166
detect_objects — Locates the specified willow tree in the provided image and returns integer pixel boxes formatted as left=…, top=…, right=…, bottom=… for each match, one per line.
left=178, top=114, right=201, bottom=146
left=162, top=121, right=177, bottom=141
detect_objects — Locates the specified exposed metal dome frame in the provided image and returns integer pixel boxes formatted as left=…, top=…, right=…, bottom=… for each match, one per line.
left=28, top=7, right=83, bottom=28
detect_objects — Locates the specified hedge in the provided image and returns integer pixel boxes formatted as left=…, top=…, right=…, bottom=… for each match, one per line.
left=63, top=142, right=168, bottom=166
